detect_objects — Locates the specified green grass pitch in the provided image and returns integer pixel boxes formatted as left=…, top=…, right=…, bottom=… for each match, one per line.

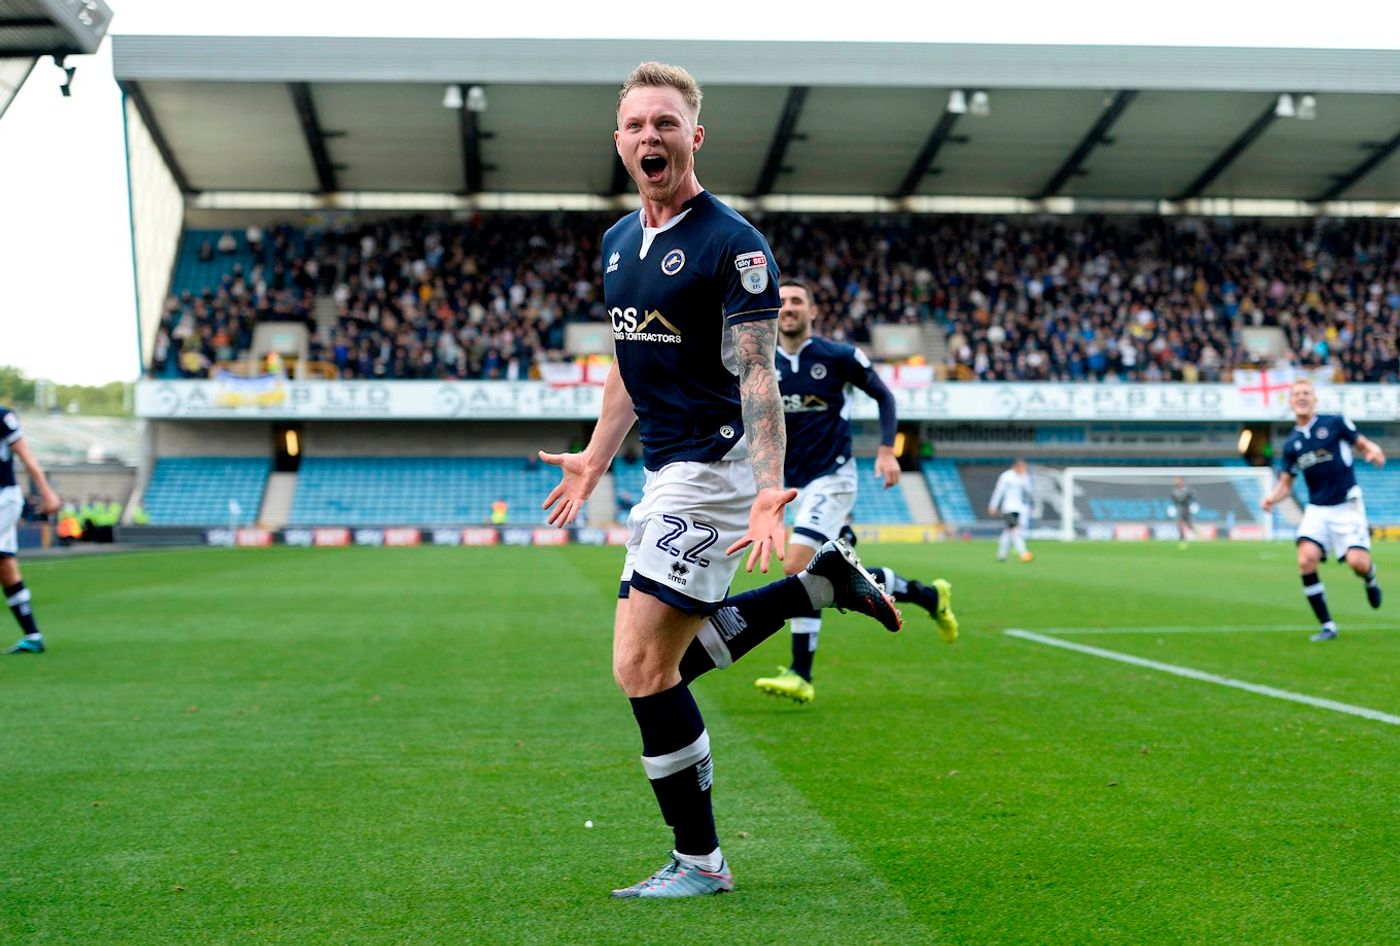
left=3, top=541, right=1398, bottom=944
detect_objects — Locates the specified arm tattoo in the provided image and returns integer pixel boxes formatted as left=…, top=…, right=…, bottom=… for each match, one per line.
left=733, top=319, right=785, bottom=492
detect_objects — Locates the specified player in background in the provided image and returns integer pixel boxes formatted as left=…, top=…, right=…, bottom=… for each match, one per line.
left=539, top=62, right=900, bottom=900
left=1261, top=379, right=1385, bottom=642
left=1170, top=476, right=1199, bottom=547
left=753, top=279, right=958, bottom=705
left=989, top=458, right=1033, bottom=562
left=1, top=407, right=61, bottom=654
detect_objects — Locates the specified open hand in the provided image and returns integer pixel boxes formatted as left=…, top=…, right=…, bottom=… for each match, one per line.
left=539, top=450, right=603, bottom=527
left=726, top=486, right=799, bottom=573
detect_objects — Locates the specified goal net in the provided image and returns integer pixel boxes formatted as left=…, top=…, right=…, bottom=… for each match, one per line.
left=1058, top=466, right=1276, bottom=542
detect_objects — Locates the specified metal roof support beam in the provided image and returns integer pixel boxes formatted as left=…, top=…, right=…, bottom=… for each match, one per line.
left=1316, top=128, right=1400, bottom=201
left=893, top=109, right=962, bottom=198
left=1035, top=89, right=1137, bottom=199
left=118, top=80, right=196, bottom=195
left=289, top=82, right=338, bottom=194
left=458, top=99, right=485, bottom=195
left=1174, top=100, right=1278, bottom=202
left=607, top=155, right=630, bottom=196
left=0, top=17, right=56, bottom=27
left=752, top=85, right=808, bottom=196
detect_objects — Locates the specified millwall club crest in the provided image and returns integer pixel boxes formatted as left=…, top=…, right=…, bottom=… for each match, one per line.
left=661, top=249, right=685, bottom=276
left=734, top=251, right=769, bottom=294
left=810, top=364, right=827, bottom=380
left=1316, top=427, right=1328, bottom=439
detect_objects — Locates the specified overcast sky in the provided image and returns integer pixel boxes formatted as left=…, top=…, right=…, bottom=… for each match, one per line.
left=0, top=0, right=1391, bottom=385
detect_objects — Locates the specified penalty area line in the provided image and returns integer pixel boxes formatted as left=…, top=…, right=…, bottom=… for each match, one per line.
left=1005, top=628, right=1400, bottom=727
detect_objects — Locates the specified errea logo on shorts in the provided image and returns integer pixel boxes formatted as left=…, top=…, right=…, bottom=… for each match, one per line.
left=734, top=251, right=769, bottom=294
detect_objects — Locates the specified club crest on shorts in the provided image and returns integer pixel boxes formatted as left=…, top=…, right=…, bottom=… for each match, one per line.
left=733, top=251, right=769, bottom=294
left=810, top=364, right=827, bottom=380
left=661, top=249, right=685, bottom=276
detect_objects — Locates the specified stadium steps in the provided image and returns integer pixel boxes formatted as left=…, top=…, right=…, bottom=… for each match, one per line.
left=312, top=294, right=339, bottom=346
left=898, top=469, right=939, bottom=525
left=258, top=472, right=298, bottom=529
left=590, top=472, right=618, bottom=525
left=921, top=322, right=948, bottom=367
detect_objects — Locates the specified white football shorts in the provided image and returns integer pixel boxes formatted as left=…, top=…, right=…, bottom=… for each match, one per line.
left=620, top=458, right=756, bottom=614
left=788, top=460, right=858, bottom=551
left=0, top=486, right=21, bottom=557
left=1297, top=498, right=1371, bottom=560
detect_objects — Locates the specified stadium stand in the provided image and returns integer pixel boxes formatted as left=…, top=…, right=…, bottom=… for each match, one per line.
left=287, top=457, right=563, bottom=526
left=149, top=214, right=1400, bottom=384
left=143, top=457, right=269, bottom=526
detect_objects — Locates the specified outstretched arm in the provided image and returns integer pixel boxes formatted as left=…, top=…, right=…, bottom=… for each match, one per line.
left=1261, top=471, right=1294, bottom=511
left=726, top=319, right=797, bottom=571
left=540, top=361, right=636, bottom=527
left=1355, top=434, right=1387, bottom=468
left=13, top=439, right=59, bottom=514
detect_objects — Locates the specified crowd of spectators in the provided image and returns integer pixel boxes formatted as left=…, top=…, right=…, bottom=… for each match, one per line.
left=149, top=213, right=1400, bottom=384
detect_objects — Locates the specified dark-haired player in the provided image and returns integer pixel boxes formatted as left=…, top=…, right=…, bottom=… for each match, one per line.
left=1261, top=379, right=1385, bottom=642
left=754, top=279, right=958, bottom=704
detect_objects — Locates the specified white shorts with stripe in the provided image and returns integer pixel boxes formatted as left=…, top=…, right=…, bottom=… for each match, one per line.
left=620, top=458, right=756, bottom=614
left=788, top=460, right=858, bottom=551
left=1297, top=498, right=1371, bottom=561
left=0, top=485, right=21, bottom=557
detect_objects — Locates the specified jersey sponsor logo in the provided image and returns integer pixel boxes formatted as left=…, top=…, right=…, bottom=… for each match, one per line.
left=1298, top=449, right=1333, bottom=470
left=661, top=248, right=685, bottom=276
left=606, top=251, right=620, bottom=274
left=734, top=251, right=770, bottom=294
left=810, top=363, right=827, bottom=380
left=610, top=306, right=682, bottom=343
left=781, top=393, right=828, bottom=413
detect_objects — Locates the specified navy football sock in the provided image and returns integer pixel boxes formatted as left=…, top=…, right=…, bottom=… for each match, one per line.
left=629, top=682, right=716, bottom=857
left=789, top=613, right=821, bottom=682
left=679, top=576, right=814, bottom=683
left=1302, top=572, right=1334, bottom=628
left=4, top=582, right=40, bottom=637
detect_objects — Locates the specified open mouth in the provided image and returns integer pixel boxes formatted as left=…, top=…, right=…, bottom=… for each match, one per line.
left=640, top=155, right=668, bottom=181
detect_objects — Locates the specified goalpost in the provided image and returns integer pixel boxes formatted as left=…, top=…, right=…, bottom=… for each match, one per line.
left=1058, top=466, right=1277, bottom=542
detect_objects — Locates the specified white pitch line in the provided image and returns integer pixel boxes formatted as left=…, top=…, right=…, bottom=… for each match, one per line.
left=1005, top=628, right=1400, bottom=727
left=1028, top=624, right=1396, bottom=636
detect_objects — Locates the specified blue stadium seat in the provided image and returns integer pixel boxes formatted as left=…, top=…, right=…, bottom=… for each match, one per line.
left=1356, top=466, right=1400, bottom=524
left=170, top=229, right=256, bottom=298
left=288, top=457, right=562, bottom=526
left=925, top=459, right=975, bottom=525
left=144, top=457, right=269, bottom=526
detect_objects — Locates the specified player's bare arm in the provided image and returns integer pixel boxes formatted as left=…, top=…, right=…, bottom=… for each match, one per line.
left=540, top=361, right=637, bottom=527
left=1356, top=434, right=1387, bottom=467
left=727, top=318, right=797, bottom=571
left=12, top=439, right=59, bottom=514
left=1261, top=471, right=1295, bottom=511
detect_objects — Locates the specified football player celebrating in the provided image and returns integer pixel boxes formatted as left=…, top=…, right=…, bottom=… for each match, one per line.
left=754, top=278, right=958, bottom=705
left=1261, top=379, right=1385, bottom=642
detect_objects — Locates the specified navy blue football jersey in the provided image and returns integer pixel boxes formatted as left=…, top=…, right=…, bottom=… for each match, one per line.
left=777, top=337, right=897, bottom=489
left=0, top=406, right=20, bottom=489
left=1282, top=414, right=1360, bottom=506
left=602, top=192, right=780, bottom=469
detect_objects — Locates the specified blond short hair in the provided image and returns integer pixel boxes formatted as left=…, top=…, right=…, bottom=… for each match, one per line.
left=618, top=61, right=702, bottom=120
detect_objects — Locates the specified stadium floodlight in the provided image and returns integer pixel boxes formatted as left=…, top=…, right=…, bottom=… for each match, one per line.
left=1057, top=466, right=1277, bottom=542
left=1275, top=93, right=1296, bottom=118
left=947, top=89, right=967, bottom=114
left=442, top=84, right=464, bottom=109
left=466, top=85, right=488, bottom=112
left=1296, top=94, right=1317, bottom=120
left=969, top=91, right=990, bottom=116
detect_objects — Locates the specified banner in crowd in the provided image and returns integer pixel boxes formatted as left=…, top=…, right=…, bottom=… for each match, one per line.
left=138, top=379, right=1400, bottom=423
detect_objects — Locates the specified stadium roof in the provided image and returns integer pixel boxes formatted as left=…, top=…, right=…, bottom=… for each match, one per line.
left=0, top=0, right=113, bottom=118
left=112, top=36, right=1400, bottom=207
